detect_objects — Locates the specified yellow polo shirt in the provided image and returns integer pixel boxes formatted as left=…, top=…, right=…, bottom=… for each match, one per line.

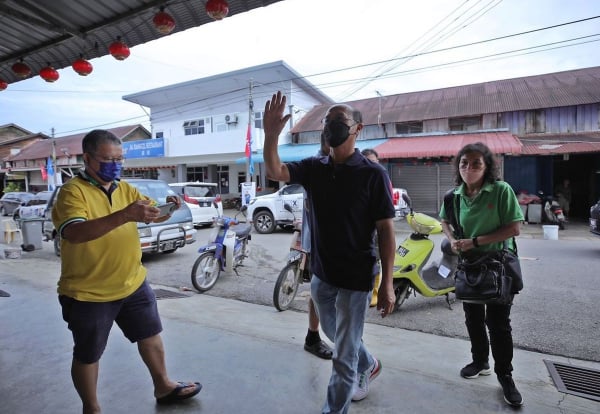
left=53, top=176, right=147, bottom=301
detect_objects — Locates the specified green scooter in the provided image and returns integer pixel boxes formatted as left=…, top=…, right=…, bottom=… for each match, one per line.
left=392, top=194, right=457, bottom=312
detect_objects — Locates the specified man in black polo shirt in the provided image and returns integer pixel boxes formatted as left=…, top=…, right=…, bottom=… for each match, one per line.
left=263, top=92, right=396, bottom=413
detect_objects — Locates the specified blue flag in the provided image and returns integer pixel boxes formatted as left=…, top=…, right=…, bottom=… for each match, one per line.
left=47, top=157, right=55, bottom=190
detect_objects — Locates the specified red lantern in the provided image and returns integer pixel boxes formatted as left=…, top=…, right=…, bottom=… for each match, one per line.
left=0, top=79, right=7, bottom=91
left=206, top=0, right=229, bottom=20
left=72, top=57, right=93, bottom=76
left=12, top=60, right=32, bottom=78
left=109, top=37, right=130, bottom=60
left=39, top=64, right=59, bottom=83
left=153, top=7, right=176, bottom=34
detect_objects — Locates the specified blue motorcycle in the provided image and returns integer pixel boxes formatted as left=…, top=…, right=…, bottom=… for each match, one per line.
left=191, top=204, right=251, bottom=292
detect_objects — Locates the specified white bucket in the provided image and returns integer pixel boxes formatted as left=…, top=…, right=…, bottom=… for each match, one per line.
left=542, top=225, right=559, bottom=240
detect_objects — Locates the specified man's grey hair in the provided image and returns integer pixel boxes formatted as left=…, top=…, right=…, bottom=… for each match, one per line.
left=82, top=129, right=122, bottom=153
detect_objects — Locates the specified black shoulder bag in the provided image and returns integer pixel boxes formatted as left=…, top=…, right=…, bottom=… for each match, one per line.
left=447, top=190, right=523, bottom=305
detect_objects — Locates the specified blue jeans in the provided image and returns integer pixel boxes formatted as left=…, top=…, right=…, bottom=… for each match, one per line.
left=311, top=275, right=373, bottom=414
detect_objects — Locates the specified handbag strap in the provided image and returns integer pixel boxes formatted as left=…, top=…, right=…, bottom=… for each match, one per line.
left=445, top=187, right=518, bottom=255
left=444, top=188, right=464, bottom=239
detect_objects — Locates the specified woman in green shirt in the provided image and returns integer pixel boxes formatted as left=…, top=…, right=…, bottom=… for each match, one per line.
left=440, top=142, right=524, bottom=407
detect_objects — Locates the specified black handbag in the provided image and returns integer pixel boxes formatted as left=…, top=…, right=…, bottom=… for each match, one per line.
left=444, top=189, right=523, bottom=304
left=455, top=252, right=513, bottom=305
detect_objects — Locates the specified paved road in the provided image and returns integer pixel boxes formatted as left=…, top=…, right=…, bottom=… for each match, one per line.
left=2, top=215, right=598, bottom=362
left=138, top=215, right=600, bottom=363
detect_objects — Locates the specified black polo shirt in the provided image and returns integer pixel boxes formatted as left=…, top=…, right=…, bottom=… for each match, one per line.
left=287, top=149, right=395, bottom=291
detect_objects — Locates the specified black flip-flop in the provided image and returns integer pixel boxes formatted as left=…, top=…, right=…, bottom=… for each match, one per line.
left=304, top=340, right=333, bottom=360
left=156, top=381, right=202, bottom=405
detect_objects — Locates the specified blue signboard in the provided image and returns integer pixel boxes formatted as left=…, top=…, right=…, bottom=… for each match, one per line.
left=122, top=138, right=165, bottom=159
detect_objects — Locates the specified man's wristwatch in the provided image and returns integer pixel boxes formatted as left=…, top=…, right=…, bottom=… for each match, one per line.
left=472, top=237, right=480, bottom=247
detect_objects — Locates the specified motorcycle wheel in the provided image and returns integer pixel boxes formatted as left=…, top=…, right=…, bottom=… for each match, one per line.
left=273, top=261, right=302, bottom=311
left=393, top=279, right=411, bottom=310
left=191, top=251, right=221, bottom=293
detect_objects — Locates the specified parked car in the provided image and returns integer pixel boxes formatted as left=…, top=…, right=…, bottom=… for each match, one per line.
left=392, top=188, right=410, bottom=218
left=0, top=192, right=34, bottom=216
left=13, top=190, right=53, bottom=221
left=43, top=179, right=197, bottom=256
left=168, top=182, right=223, bottom=227
left=590, top=198, right=600, bottom=236
left=246, top=183, right=409, bottom=234
left=246, top=184, right=304, bottom=234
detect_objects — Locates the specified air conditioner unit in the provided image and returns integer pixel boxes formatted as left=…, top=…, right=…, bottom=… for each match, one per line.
left=224, top=114, right=238, bottom=124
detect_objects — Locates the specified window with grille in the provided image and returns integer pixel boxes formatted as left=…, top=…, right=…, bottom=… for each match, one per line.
left=183, top=119, right=206, bottom=135
left=186, top=166, right=207, bottom=182
left=449, top=116, right=481, bottom=131
left=254, top=111, right=263, bottom=129
left=395, top=121, right=423, bottom=134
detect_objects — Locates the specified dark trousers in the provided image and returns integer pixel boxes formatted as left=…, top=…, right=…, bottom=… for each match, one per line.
left=463, top=301, right=514, bottom=376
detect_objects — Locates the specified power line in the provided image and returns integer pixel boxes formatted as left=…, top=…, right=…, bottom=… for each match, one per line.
left=11, top=15, right=600, bottom=136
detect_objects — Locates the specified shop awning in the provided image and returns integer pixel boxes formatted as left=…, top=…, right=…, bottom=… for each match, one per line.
left=235, top=139, right=388, bottom=164
left=373, top=131, right=522, bottom=159
left=520, top=140, right=600, bottom=155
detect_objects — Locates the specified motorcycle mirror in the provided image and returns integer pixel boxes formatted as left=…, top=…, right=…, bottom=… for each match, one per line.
left=283, top=203, right=293, bottom=213
left=240, top=205, right=248, bottom=212
left=402, top=193, right=412, bottom=208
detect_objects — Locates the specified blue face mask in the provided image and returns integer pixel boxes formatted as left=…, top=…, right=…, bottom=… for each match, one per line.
left=96, top=161, right=122, bottom=182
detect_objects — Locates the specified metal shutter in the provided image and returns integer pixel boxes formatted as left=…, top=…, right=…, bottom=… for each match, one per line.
left=390, top=163, right=455, bottom=215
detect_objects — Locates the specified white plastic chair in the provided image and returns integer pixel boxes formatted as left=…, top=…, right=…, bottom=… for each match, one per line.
left=3, top=219, right=22, bottom=244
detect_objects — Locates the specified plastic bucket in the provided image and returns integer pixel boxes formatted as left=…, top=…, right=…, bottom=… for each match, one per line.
left=542, top=225, right=559, bottom=240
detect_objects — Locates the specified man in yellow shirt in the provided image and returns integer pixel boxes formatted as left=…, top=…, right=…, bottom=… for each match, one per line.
left=53, top=129, right=201, bottom=413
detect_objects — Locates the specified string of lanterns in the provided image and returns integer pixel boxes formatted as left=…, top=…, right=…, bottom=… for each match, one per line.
left=0, top=0, right=229, bottom=91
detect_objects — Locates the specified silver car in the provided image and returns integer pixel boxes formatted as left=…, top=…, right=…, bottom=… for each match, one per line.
left=169, top=182, right=223, bottom=227
left=43, top=179, right=196, bottom=256
left=1, top=192, right=34, bottom=216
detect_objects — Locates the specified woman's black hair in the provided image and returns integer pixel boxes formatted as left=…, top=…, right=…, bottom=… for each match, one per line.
left=361, top=148, right=379, bottom=159
left=453, top=142, right=499, bottom=186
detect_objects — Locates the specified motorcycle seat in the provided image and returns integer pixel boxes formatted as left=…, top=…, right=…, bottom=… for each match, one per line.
left=233, top=223, right=252, bottom=238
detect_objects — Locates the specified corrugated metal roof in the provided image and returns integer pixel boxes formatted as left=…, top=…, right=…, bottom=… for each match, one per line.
left=292, top=66, right=600, bottom=132
left=374, top=131, right=521, bottom=159
left=5, top=124, right=148, bottom=161
left=0, top=0, right=283, bottom=85
left=520, top=139, right=600, bottom=156
left=518, top=130, right=600, bottom=155
left=123, top=60, right=333, bottom=109
left=521, top=141, right=600, bottom=155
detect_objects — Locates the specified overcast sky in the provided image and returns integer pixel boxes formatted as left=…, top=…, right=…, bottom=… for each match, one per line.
left=1, top=0, right=599, bottom=137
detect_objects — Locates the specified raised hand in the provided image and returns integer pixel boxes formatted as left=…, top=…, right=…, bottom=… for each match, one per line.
left=263, top=91, right=292, bottom=139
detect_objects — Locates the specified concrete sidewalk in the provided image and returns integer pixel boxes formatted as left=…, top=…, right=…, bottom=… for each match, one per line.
left=1, top=255, right=599, bottom=414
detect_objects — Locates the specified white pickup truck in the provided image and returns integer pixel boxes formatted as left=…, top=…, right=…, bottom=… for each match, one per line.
left=246, top=184, right=304, bottom=234
left=247, top=184, right=409, bottom=234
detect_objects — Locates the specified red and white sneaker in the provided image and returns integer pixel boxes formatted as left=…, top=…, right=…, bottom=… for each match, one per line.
left=351, top=358, right=382, bottom=401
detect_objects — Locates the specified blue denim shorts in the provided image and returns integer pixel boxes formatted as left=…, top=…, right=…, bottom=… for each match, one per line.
left=59, top=280, right=162, bottom=364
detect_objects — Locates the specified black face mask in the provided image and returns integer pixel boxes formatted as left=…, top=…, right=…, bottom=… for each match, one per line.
left=323, top=120, right=354, bottom=148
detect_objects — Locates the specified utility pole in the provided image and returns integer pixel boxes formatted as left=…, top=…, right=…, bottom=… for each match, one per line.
left=246, top=80, right=254, bottom=182
left=376, top=90, right=382, bottom=126
left=51, top=127, right=57, bottom=189
left=375, top=91, right=388, bottom=138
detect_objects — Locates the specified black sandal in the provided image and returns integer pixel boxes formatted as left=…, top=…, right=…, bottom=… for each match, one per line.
left=304, top=340, right=333, bottom=360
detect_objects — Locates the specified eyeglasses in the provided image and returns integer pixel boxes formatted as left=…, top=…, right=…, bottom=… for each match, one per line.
left=90, top=153, right=125, bottom=163
left=459, top=160, right=484, bottom=170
